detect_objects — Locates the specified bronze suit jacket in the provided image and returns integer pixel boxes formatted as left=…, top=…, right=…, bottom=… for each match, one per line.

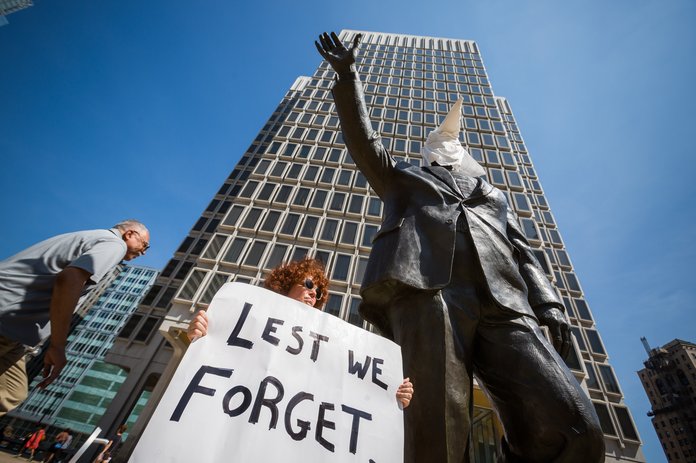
left=331, top=72, right=563, bottom=332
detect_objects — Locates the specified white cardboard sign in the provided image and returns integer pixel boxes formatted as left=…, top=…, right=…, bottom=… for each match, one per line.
left=131, top=283, right=404, bottom=462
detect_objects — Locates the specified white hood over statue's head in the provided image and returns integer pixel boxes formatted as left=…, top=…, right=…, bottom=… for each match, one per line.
left=421, top=98, right=486, bottom=177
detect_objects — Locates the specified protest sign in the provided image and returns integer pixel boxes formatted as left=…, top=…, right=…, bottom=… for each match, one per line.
left=131, top=283, right=404, bottom=462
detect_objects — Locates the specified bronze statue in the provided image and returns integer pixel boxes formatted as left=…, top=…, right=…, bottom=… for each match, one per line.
left=316, top=32, right=605, bottom=462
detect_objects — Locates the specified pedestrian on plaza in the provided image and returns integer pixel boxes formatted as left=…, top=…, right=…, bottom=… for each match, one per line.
left=0, top=220, right=150, bottom=416
left=16, top=426, right=45, bottom=461
left=42, top=428, right=70, bottom=463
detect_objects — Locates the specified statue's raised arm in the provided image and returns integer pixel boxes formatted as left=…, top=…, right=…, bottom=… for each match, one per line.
left=315, top=32, right=361, bottom=77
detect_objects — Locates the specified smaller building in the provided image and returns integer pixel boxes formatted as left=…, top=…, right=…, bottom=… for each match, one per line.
left=0, top=0, right=33, bottom=26
left=638, top=338, right=696, bottom=462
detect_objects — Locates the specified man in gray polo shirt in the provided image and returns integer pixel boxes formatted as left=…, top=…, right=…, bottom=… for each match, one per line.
left=0, top=219, right=150, bottom=415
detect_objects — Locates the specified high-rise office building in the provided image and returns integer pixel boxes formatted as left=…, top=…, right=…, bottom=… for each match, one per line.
left=0, top=264, right=158, bottom=447
left=638, top=338, right=696, bottom=462
left=0, top=0, right=32, bottom=26
left=103, top=30, right=644, bottom=462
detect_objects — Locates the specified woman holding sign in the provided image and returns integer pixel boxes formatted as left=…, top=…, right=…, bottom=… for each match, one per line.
left=186, top=257, right=414, bottom=408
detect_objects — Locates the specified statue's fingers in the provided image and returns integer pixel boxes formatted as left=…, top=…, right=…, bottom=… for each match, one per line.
left=330, top=31, right=345, bottom=50
left=320, top=32, right=333, bottom=51
left=315, top=41, right=329, bottom=59
left=352, top=33, right=362, bottom=50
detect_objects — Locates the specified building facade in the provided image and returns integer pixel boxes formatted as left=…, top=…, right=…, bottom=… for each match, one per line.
left=0, top=264, right=158, bottom=448
left=639, top=338, right=696, bottom=462
left=0, top=0, right=32, bottom=26
left=104, top=30, right=644, bottom=462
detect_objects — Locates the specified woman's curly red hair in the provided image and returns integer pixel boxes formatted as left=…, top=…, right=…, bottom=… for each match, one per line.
left=264, top=257, right=329, bottom=309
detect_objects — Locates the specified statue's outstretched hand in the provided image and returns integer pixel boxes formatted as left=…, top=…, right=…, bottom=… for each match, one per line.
left=536, top=305, right=571, bottom=359
left=315, top=31, right=361, bottom=76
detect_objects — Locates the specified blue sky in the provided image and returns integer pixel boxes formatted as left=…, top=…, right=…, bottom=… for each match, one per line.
left=1, top=1, right=694, bottom=461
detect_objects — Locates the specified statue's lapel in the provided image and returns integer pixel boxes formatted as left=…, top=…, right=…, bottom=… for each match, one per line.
left=423, top=166, right=489, bottom=200
left=423, top=165, right=463, bottom=198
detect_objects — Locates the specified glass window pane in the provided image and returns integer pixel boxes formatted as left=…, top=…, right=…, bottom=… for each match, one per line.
left=257, top=183, right=276, bottom=201
left=191, top=238, right=208, bottom=255
left=304, top=165, right=319, bottom=181
left=332, top=254, right=351, bottom=281
left=222, top=238, right=248, bottom=264
left=179, top=269, right=207, bottom=300
left=265, top=244, right=288, bottom=270
left=355, top=257, right=368, bottom=283
left=598, top=365, right=620, bottom=394
left=321, top=219, right=339, bottom=242
left=324, top=294, right=343, bottom=317
left=565, top=272, right=581, bottom=292
left=330, top=192, right=346, bottom=212
left=134, top=316, right=160, bottom=342
left=300, top=216, right=320, bottom=239
left=260, top=210, right=281, bottom=232
left=239, top=181, right=259, bottom=198
left=584, top=362, right=600, bottom=390
left=201, top=235, right=227, bottom=260
left=311, top=190, right=328, bottom=209
left=585, top=329, right=606, bottom=355
left=223, top=205, right=245, bottom=227
left=199, top=273, right=229, bottom=304
left=367, top=197, right=382, bottom=216
left=348, top=195, right=364, bottom=214
left=274, top=185, right=292, bottom=203
left=570, top=327, right=586, bottom=351
left=271, top=161, right=288, bottom=177
left=118, top=314, right=143, bottom=338
left=291, top=246, right=309, bottom=262
left=280, top=214, right=301, bottom=236
left=293, top=187, right=311, bottom=206
left=362, top=224, right=378, bottom=246
left=614, top=407, right=638, bottom=440
left=320, top=167, right=336, bottom=183
left=286, top=163, right=302, bottom=180
left=593, top=403, right=616, bottom=436
left=241, top=208, right=263, bottom=229
left=573, top=299, right=592, bottom=320
left=340, top=222, right=358, bottom=245
left=347, top=297, right=362, bottom=327
left=521, top=219, right=539, bottom=240
left=244, top=241, right=268, bottom=267
left=337, top=170, right=352, bottom=186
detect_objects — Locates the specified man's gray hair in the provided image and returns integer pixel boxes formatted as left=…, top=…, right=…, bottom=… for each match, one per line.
left=114, top=219, right=149, bottom=235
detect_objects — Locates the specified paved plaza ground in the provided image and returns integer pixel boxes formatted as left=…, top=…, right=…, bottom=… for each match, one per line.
left=0, top=448, right=68, bottom=463
left=0, top=450, right=31, bottom=463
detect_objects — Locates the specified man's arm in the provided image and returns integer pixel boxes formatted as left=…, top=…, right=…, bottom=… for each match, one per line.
left=38, top=266, right=91, bottom=388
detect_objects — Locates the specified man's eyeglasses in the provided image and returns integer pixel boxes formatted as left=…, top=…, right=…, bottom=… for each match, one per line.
left=131, top=230, right=150, bottom=252
left=302, top=278, right=323, bottom=300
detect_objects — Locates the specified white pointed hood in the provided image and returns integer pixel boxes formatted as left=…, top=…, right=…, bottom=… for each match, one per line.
left=421, top=98, right=486, bottom=177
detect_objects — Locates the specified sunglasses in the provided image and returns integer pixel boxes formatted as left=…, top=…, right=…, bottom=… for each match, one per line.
left=302, top=278, right=324, bottom=300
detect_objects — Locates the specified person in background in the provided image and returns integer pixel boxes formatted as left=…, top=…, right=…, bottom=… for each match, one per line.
left=94, top=424, right=126, bottom=463
left=42, top=428, right=69, bottom=463
left=16, top=426, right=45, bottom=461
